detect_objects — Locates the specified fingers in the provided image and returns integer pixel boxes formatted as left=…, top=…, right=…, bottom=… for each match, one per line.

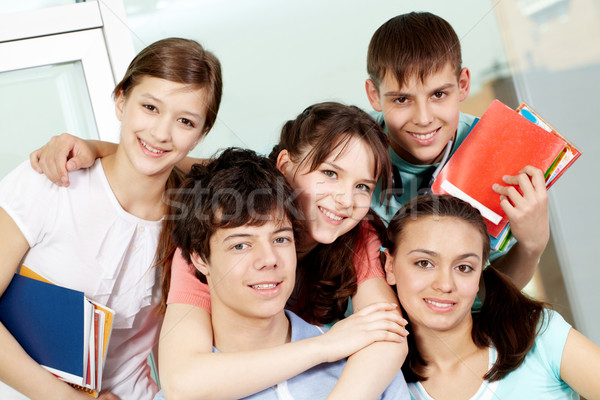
left=491, top=166, right=549, bottom=252
left=492, top=166, right=547, bottom=209
left=29, top=149, right=43, bottom=174
left=30, top=134, right=77, bottom=186
left=354, top=302, right=408, bottom=328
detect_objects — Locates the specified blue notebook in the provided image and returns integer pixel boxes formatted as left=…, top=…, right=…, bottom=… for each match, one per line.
left=0, top=274, right=87, bottom=382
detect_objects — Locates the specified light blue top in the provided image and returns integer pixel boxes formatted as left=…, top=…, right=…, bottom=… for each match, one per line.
left=370, top=111, right=514, bottom=261
left=153, top=310, right=409, bottom=400
left=408, top=310, right=577, bottom=400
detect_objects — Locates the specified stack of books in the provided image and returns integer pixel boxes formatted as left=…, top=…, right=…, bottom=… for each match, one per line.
left=432, top=99, right=581, bottom=251
left=0, top=266, right=114, bottom=397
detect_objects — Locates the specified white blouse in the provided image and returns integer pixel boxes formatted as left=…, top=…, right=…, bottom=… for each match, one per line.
left=0, top=160, right=163, bottom=400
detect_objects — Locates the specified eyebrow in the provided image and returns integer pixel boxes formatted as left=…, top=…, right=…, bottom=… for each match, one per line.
left=222, top=226, right=294, bottom=243
left=140, top=93, right=204, bottom=121
left=383, top=82, right=456, bottom=98
left=322, top=162, right=377, bottom=185
left=408, top=248, right=481, bottom=261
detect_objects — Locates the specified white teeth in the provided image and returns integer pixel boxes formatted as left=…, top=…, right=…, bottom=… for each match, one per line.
left=410, top=130, right=437, bottom=140
left=140, top=139, right=165, bottom=154
left=319, top=207, right=343, bottom=221
left=424, top=299, right=453, bottom=308
left=251, top=283, right=278, bottom=289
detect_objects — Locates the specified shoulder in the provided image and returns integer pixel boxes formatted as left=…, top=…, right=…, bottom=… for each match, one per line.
left=287, top=310, right=327, bottom=341
left=454, top=112, right=477, bottom=148
left=368, top=110, right=385, bottom=127
left=535, top=309, right=572, bottom=352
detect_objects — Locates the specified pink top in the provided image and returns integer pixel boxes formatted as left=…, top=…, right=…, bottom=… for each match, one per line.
left=167, top=219, right=385, bottom=311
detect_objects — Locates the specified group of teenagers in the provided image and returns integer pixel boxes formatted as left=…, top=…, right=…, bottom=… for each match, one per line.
left=0, top=11, right=599, bottom=400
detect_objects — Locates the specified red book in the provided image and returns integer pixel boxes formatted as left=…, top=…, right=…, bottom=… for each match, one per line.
left=432, top=100, right=578, bottom=238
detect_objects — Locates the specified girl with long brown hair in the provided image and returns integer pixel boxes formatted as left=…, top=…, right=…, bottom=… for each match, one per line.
left=384, top=194, right=600, bottom=399
left=0, top=37, right=222, bottom=400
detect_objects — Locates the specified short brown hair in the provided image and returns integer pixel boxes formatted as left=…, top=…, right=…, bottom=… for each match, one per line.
left=170, top=148, right=302, bottom=283
left=367, top=12, right=462, bottom=89
left=114, top=37, right=222, bottom=133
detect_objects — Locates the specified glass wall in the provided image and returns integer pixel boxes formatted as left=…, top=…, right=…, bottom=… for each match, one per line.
left=0, top=62, right=97, bottom=177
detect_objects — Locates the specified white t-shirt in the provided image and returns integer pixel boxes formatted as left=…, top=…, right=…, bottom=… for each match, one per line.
left=0, top=160, right=163, bottom=400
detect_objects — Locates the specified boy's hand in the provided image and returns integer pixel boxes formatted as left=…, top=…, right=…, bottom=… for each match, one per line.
left=492, top=165, right=550, bottom=255
left=320, top=302, right=408, bottom=363
left=30, top=133, right=96, bottom=187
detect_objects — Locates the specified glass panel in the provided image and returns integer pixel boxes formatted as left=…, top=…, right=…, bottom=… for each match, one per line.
left=0, top=0, right=77, bottom=14
left=0, top=61, right=98, bottom=178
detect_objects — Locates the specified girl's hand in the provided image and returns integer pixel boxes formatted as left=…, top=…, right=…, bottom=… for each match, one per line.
left=492, top=165, right=550, bottom=255
left=29, top=133, right=97, bottom=187
left=320, top=302, right=408, bottom=363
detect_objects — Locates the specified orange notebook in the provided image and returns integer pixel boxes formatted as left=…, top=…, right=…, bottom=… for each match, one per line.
left=432, top=99, right=580, bottom=238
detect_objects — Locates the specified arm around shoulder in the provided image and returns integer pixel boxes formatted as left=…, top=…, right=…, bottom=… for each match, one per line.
left=327, top=278, right=408, bottom=400
left=159, top=303, right=341, bottom=400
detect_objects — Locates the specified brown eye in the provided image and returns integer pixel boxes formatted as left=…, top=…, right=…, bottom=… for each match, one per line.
left=456, top=264, right=473, bottom=273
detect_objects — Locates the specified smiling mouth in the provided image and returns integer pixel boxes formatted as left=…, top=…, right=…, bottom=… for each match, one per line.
left=250, top=283, right=280, bottom=289
left=318, top=206, right=344, bottom=221
left=408, top=127, right=440, bottom=140
left=139, top=138, right=166, bottom=154
left=424, top=298, right=455, bottom=308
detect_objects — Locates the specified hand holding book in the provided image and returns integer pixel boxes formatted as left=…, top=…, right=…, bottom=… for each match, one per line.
left=432, top=99, right=581, bottom=250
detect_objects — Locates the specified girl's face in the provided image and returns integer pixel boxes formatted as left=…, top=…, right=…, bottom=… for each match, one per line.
left=116, top=75, right=207, bottom=179
left=384, top=216, right=484, bottom=334
left=279, top=137, right=377, bottom=250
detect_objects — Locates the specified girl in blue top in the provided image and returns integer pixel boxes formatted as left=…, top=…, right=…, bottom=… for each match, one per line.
left=383, top=194, right=600, bottom=400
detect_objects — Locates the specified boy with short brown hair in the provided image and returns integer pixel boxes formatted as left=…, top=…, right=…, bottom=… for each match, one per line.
left=365, top=12, right=549, bottom=288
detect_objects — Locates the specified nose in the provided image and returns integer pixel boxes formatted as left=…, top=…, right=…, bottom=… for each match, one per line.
left=253, top=242, right=277, bottom=271
left=333, top=183, right=353, bottom=211
left=150, top=116, right=172, bottom=143
left=412, top=100, right=433, bottom=126
left=432, top=267, right=454, bottom=293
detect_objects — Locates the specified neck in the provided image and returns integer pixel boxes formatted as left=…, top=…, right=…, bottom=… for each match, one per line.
left=102, top=147, right=169, bottom=221
left=412, top=315, right=480, bottom=373
left=211, top=306, right=291, bottom=352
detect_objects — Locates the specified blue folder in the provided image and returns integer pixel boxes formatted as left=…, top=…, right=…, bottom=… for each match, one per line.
left=0, top=274, right=85, bottom=380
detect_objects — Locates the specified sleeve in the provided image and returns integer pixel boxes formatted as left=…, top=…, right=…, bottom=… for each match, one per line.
left=353, top=220, right=385, bottom=285
left=0, top=160, right=60, bottom=247
left=535, top=309, right=572, bottom=380
left=166, top=248, right=211, bottom=312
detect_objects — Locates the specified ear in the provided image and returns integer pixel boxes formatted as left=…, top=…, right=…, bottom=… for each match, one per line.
left=383, top=249, right=397, bottom=286
left=276, top=149, right=293, bottom=176
left=190, top=252, right=210, bottom=277
left=115, top=89, right=126, bottom=122
left=365, top=79, right=383, bottom=112
left=457, top=67, right=471, bottom=102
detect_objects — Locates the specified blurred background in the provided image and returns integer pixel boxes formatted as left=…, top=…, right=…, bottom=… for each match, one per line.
left=1, top=0, right=599, bottom=344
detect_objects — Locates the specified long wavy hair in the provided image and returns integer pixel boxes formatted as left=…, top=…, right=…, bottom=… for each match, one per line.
left=386, top=194, right=547, bottom=382
left=269, top=102, right=390, bottom=324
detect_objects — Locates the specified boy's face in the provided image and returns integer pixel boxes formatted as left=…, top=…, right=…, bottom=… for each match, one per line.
left=192, top=219, right=297, bottom=321
left=366, top=63, right=470, bottom=165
